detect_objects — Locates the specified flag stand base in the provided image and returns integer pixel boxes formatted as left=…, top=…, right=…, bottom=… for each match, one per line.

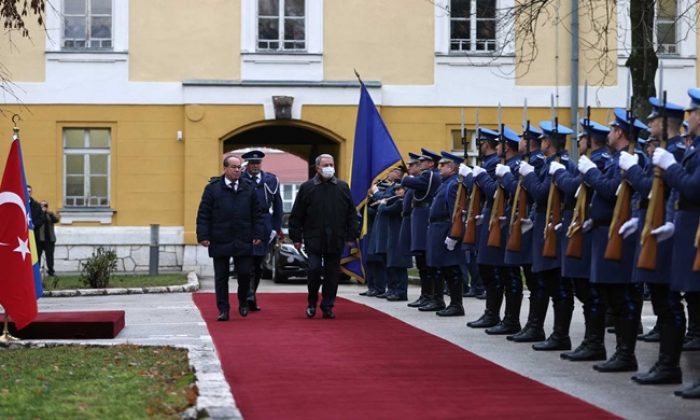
left=0, top=315, right=19, bottom=342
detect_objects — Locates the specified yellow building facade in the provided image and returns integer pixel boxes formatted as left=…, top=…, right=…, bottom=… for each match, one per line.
left=0, top=0, right=696, bottom=273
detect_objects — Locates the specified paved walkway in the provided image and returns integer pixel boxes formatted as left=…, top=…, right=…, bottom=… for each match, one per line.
left=26, top=275, right=700, bottom=419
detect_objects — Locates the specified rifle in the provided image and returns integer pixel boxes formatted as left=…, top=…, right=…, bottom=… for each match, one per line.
left=543, top=95, right=561, bottom=258
left=450, top=109, right=468, bottom=238
left=463, top=108, right=482, bottom=245
left=604, top=86, right=635, bottom=261
left=566, top=93, right=591, bottom=259
left=506, top=99, right=529, bottom=252
left=487, top=103, right=506, bottom=248
left=637, top=87, right=668, bottom=270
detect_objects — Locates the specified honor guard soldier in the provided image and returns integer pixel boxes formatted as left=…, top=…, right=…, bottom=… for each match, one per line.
left=241, top=150, right=283, bottom=311
left=379, top=174, right=411, bottom=301
left=363, top=176, right=390, bottom=297
left=466, top=128, right=510, bottom=329
left=576, top=109, right=647, bottom=372
left=518, top=121, right=576, bottom=351
left=508, top=124, right=549, bottom=343
left=391, top=153, right=421, bottom=298
left=403, top=148, right=443, bottom=310
left=652, top=87, right=700, bottom=397
left=551, top=120, right=611, bottom=361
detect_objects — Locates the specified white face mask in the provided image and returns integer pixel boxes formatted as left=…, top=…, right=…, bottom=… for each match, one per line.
left=321, top=166, right=335, bottom=179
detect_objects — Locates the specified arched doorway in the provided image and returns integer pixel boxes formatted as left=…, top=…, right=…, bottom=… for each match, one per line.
left=222, top=120, right=344, bottom=179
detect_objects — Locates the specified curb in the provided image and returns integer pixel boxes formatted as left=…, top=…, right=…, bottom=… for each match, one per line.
left=42, top=272, right=200, bottom=297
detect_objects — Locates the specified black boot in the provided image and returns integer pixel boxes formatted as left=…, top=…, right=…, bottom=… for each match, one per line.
left=408, top=265, right=431, bottom=307
left=565, top=308, right=607, bottom=361
left=594, top=318, right=638, bottom=372
left=510, top=293, right=547, bottom=342
left=486, top=291, right=522, bottom=335
left=437, top=269, right=465, bottom=317
left=467, top=281, right=501, bottom=328
left=638, top=322, right=660, bottom=342
left=633, top=319, right=685, bottom=385
left=631, top=358, right=682, bottom=385
left=419, top=270, right=446, bottom=312
left=682, top=320, right=700, bottom=350
left=676, top=380, right=700, bottom=399
left=533, top=295, right=573, bottom=351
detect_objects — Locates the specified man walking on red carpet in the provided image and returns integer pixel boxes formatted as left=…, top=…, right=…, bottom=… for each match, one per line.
left=196, top=154, right=265, bottom=321
left=289, top=154, right=359, bottom=319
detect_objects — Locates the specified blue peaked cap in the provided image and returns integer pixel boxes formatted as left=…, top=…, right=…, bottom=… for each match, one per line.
left=685, top=88, right=700, bottom=111
left=610, top=108, right=648, bottom=133
left=648, top=97, right=685, bottom=120
left=419, top=148, right=441, bottom=163
left=440, top=151, right=463, bottom=165
left=407, top=152, right=421, bottom=163
left=477, top=127, right=500, bottom=141
left=538, top=121, right=573, bottom=138
left=500, top=126, right=520, bottom=145
left=579, top=119, right=610, bottom=140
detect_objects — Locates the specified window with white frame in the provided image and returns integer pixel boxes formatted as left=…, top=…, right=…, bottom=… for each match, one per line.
left=450, top=0, right=497, bottom=53
left=257, top=0, right=306, bottom=51
left=63, top=128, right=111, bottom=208
left=281, top=183, right=300, bottom=212
left=656, top=0, right=678, bottom=55
left=62, top=0, right=112, bottom=49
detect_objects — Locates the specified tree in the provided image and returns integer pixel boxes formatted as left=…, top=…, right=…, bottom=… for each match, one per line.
left=0, top=0, right=44, bottom=37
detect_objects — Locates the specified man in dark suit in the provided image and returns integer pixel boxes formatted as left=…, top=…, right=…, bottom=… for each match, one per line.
left=289, top=154, right=359, bottom=319
left=196, top=154, right=265, bottom=321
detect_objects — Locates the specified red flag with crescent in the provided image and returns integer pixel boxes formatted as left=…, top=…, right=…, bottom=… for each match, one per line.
left=0, top=138, right=38, bottom=329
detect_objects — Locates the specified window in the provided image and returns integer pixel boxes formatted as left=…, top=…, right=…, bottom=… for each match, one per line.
left=450, top=0, right=497, bottom=53
left=63, top=128, right=111, bottom=207
left=281, top=183, right=300, bottom=212
left=63, top=0, right=112, bottom=49
left=257, top=0, right=305, bottom=51
left=656, top=0, right=678, bottom=55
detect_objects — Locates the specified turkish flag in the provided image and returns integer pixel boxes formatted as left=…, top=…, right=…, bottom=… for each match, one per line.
left=0, top=138, right=38, bottom=330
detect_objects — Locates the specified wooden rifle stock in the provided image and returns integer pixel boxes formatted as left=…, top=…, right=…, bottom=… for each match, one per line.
left=693, top=218, right=700, bottom=271
left=604, top=181, right=631, bottom=261
left=506, top=183, right=527, bottom=252
left=450, top=179, right=467, bottom=238
left=463, top=187, right=481, bottom=245
left=565, top=184, right=588, bottom=258
left=637, top=168, right=665, bottom=270
left=542, top=180, right=561, bottom=258
left=487, top=187, right=505, bottom=247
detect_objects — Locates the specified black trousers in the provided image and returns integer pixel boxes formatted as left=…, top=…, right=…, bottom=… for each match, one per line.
left=213, top=256, right=253, bottom=314
left=307, top=253, right=340, bottom=309
left=38, top=240, right=56, bottom=275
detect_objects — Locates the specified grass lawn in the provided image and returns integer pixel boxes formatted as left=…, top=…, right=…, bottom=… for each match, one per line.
left=0, top=345, right=195, bottom=419
left=43, top=273, right=188, bottom=291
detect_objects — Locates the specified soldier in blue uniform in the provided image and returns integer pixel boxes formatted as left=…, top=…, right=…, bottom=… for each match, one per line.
left=402, top=149, right=443, bottom=310
left=518, top=121, right=575, bottom=351
left=466, top=128, right=510, bottom=329
left=489, top=126, right=527, bottom=334
left=241, top=150, right=283, bottom=311
left=377, top=167, right=410, bottom=301
left=550, top=120, right=610, bottom=361
left=425, top=152, right=468, bottom=316
left=507, top=124, right=549, bottom=343
left=576, top=109, right=647, bottom=372
left=396, top=153, right=421, bottom=297
left=652, top=87, right=700, bottom=397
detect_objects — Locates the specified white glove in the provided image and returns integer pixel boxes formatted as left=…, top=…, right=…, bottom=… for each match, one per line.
left=554, top=223, right=562, bottom=232
left=653, top=148, right=677, bottom=171
left=268, top=230, right=277, bottom=244
left=548, top=161, right=565, bottom=176
left=371, top=184, right=379, bottom=194
left=495, top=164, right=510, bottom=178
left=618, top=151, right=639, bottom=171
left=651, top=222, right=675, bottom=242
left=578, top=155, right=596, bottom=175
left=520, top=218, right=533, bottom=234
left=618, top=217, right=639, bottom=239
left=445, top=236, right=458, bottom=251
left=475, top=214, right=484, bottom=226
left=519, top=161, right=534, bottom=177
left=459, top=163, right=472, bottom=177
left=582, top=219, right=593, bottom=232
left=472, top=165, right=486, bottom=178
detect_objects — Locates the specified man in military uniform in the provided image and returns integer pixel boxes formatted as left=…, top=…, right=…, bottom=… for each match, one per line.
left=395, top=153, right=421, bottom=297
left=379, top=174, right=411, bottom=301
left=403, top=149, right=443, bottom=310
left=241, top=150, right=283, bottom=311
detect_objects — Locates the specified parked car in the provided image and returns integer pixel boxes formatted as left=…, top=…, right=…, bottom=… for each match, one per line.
left=262, top=213, right=308, bottom=283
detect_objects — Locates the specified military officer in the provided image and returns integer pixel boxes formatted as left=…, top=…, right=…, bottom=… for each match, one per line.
left=377, top=167, right=410, bottom=301
left=396, top=153, right=421, bottom=297
left=241, top=150, right=283, bottom=311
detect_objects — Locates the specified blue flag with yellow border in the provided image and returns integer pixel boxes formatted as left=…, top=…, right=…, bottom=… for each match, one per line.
left=340, top=83, right=403, bottom=282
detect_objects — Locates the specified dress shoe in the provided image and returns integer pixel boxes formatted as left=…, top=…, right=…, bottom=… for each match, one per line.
left=359, top=290, right=370, bottom=296
left=466, top=312, right=500, bottom=328
left=407, top=296, right=430, bottom=308
left=593, top=352, right=638, bottom=372
left=247, top=299, right=261, bottom=312
left=632, top=364, right=682, bottom=385
left=637, top=326, right=660, bottom=342
left=376, top=292, right=389, bottom=299
left=532, top=335, right=571, bottom=351
left=322, top=308, right=335, bottom=319
left=419, top=301, right=446, bottom=312
left=683, top=335, right=700, bottom=351
left=239, top=305, right=249, bottom=317
left=436, top=305, right=465, bottom=317
left=485, top=321, right=521, bottom=335
left=509, top=326, right=546, bottom=343
left=387, top=294, right=408, bottom=302
left=562, top=345, right=607, bottom=361
left=306, top=306, right=316, bottom=318
left=675, top=380, right=700, bottom=398
left=216, top=311, right=229, bottom=321
left=366, top=290, right=381, bottom=297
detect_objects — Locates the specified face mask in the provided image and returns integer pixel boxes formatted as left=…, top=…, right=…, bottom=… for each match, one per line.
left=321, top=166, right=335, bottom=179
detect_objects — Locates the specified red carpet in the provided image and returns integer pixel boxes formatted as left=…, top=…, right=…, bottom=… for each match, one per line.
left=193, top=293, right=617, bottom=419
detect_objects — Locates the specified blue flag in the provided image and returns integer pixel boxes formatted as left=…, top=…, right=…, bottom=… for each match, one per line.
left=340, top=83, right=403, bottom=282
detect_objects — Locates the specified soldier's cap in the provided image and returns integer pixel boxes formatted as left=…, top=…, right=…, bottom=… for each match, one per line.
left=647, top=97, right=685, bottom=121
left=685, top=88, right=700, bottom=111
left=477, top=127, right=500, bottom=142
left=241, top=150, right=265, bottom=163
left=440, top=151, right=463, bottom=165
left=578, top=119, right=610, bottom=140
left=407, top=152, right=421, bottom=164
left=500, top=126, right=520, bottom=145
left=609, top=108, right=648, bottom=133
left=538, top=121, right=573, bottom=139
left=418, top=148, right=441, bottom=163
